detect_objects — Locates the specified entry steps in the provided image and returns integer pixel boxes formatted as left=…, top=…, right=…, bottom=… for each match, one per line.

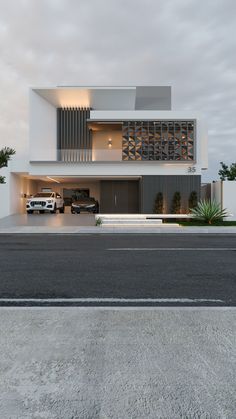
left=96, top=214, right=182, bottom=227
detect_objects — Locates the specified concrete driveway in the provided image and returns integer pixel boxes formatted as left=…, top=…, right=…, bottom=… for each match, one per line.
left=0, top=307, right=235, bottom=419
left=0, top=213, right=96, bottom=228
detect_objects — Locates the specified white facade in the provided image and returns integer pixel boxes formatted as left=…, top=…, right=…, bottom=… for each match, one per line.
left=0, top=86, right=208, bottom=218
left=212, top=181, right=236, bottom=220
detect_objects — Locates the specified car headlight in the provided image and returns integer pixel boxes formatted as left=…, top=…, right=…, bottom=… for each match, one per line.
left=47, top=200, right=52, bottom=203
left=72, top=203, right=79, bottom=207
left=27, top=200, right=31, bottom=204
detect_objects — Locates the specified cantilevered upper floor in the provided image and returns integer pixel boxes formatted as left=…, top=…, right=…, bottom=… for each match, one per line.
left=28, top=86, right=208, bottom=174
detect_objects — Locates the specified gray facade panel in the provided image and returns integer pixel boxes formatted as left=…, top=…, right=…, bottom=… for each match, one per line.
left=135, top=86, right=171, bottom=110
left=141, top=175, right=201, bottom=213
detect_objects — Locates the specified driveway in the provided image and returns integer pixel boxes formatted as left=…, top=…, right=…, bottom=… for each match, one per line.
left=0, top=307, right=235, bottom=419
left=0, top=213, right=96, bottom=227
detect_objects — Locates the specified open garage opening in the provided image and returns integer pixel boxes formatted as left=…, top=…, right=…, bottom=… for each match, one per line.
left=9, top=174, right=141, bottom=216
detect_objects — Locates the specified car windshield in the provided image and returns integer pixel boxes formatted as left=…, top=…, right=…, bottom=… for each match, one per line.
left=34, top=193, right=53, bottom=198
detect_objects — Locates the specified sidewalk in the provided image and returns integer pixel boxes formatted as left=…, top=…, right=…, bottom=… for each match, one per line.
left=0, top=307, right=235, bottom=418
left=1, top=225, right=236, bottom=233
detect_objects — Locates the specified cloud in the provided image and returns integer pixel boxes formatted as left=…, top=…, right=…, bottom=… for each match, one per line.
left=0, top=0, right=236, bottom=180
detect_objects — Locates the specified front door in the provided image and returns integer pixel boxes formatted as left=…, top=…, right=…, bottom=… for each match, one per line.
left=100, top=180, right=139, bottom=213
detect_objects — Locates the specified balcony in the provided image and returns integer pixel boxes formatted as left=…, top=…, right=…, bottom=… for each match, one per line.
left=30, top=119, right=195, bottom=163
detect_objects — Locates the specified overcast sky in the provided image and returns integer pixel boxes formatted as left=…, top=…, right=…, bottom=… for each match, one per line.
left=0, top=0, right=236, bottom=181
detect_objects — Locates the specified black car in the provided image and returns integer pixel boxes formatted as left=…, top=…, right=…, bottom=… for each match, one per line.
left=71, top=197, right=99, bottom=214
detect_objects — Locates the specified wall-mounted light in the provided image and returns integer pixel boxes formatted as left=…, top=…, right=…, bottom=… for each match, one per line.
left=108, top=138, right=112, bottom=148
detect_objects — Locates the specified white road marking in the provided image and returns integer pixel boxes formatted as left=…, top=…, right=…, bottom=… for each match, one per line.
left=0, top=298, right=224, bottom=303
left=107, top=248, right=236, bottom=251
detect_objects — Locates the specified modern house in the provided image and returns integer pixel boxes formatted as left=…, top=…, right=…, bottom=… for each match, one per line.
left=0, top=86, right=208, bottom=218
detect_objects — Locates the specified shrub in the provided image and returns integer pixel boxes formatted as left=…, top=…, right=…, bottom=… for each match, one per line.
left=0, top=147, right=16, bottom=184
left=190, top=200, right=228, bottom=224
left=188, top=191, right=198, bottom=210
left=153, top=192, right=163, bottom=214
left=171, top=192, right=181, bottom=214
left=218, top=161, right=236, bottom=181
left=95, top=217, right=102, bottom=226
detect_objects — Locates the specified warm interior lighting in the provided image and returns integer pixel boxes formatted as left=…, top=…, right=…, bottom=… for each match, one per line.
left=46, top=176, right=60, bottom=184
left=108, top=138, right=112, bottom=148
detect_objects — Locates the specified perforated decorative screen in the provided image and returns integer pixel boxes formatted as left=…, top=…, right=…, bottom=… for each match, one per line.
left=122, top=121, right=195, bottom=161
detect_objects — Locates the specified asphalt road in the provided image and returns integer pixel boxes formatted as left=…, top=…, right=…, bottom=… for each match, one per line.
left=0, top=234, right=236, bottom=306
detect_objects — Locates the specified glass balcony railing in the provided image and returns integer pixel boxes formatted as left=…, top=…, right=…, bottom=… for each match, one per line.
left=58, top=148, right=123, bottom=162
left=30, top=148, right=195, bottom=163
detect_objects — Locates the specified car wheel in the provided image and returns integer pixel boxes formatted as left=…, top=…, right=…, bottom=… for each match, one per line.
left=39, top=210, right=45, bottom=214
left=59, top=205, right=65, bottom=214
left=27, top=210, right=33, bottom=214
left=50, top=204, right=57, bottom=214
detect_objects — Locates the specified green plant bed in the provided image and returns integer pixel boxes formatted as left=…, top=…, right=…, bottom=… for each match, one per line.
left=178, top=220, right=236, bottom=227
left=163, top=218, right=190, bottom=223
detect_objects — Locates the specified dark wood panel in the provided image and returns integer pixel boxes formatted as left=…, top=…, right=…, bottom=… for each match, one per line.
left=141, top=175, right=201, bottom=213
left=100, top=181, right=140, bottom=214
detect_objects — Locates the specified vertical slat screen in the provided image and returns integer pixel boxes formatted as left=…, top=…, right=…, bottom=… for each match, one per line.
left=57, top=108, right=91, bottom=162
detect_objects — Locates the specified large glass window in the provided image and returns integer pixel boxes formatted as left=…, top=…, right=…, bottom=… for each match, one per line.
left=122, top=121, right=195, bottom=161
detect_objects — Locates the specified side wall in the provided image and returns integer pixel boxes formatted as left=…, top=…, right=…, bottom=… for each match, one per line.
left=10, top=175, right=38, bottom=215
left=141, top=175, right=201, bottom=213
left=29, top=90, right=57, bottom=161
left=211, top=180, right=236, bottom=220
left=222, top=181, right=236, bottom=220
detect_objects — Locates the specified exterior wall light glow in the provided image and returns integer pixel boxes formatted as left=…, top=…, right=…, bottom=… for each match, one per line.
left=46, top=176, right=60, bottom=183
left=108, top=138, right=112, bottom=148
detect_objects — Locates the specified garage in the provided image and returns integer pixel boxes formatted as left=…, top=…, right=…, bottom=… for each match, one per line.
left=3, top=174, right=141, bottom=226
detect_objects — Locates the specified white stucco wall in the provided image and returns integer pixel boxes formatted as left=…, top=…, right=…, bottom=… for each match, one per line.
left=29, top=90, right=57, bottom=161
left=28, top=162, right=201, bottom=177
left=212, top=180, right=236, bottom=220
left=10, top=174, right=38, bottom=215
left=92, top=130, right=122, bottom=161
left=0, top=171, right=39, bottom=218
left=222, top=181, right=236, bottom=220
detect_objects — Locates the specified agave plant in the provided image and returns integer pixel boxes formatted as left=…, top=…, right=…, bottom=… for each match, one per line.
left=190, top=200, right=228, bottom=224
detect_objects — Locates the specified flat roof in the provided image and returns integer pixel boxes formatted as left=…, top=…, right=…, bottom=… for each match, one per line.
left=31, top=86, right=172, bottom=111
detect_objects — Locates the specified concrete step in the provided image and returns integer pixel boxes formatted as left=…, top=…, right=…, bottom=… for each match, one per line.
left=102, top=219, right=162, bottom=225
left=102, top=223, right=180, bottom=228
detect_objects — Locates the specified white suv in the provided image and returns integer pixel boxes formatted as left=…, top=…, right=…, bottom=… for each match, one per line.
left=26, top=192, right=65, bottom=214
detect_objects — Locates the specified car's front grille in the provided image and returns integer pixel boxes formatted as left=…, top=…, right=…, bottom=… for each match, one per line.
left=30, top=201, right=46, bottom=207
